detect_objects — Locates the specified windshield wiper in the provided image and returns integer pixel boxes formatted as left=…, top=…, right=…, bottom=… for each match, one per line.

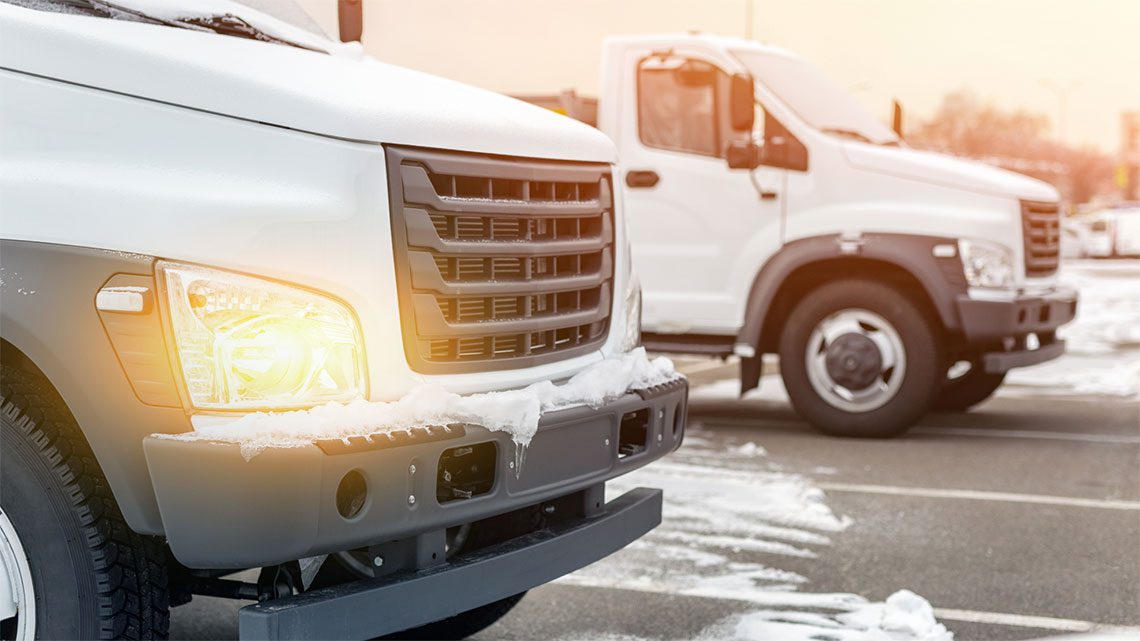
left=54, top=0, right=325, bottom=52
left=821, top=127, right=875, bottom=143
left=821, top=127, right=901, bottom=147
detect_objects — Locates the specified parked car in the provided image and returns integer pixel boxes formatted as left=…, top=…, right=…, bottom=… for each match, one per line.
left=1061, top=218, right=1089, bottom=259
left=522, top=33, right=1077, bottom=437
left=1080, top=205, right=1140, bottom=258
left=0, top=2, right=687, bottom=639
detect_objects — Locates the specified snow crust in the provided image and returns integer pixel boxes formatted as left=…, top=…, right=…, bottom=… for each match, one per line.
left=158, top=348, right=678, bottom=459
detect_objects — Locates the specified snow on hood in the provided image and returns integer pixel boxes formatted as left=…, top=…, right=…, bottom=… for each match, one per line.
left=0, top=2, right=617, bottom=163
left=842, top=141, right=1058, bottom=202
left=158, top=348, right=679, bottom=459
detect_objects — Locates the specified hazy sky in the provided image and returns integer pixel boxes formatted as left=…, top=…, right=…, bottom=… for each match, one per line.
left=299, top=0, right=1140, bottom=154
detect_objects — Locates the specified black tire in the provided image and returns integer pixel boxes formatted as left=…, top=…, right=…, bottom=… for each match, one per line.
left=778, top=279, right=943, bottom=438
left=935, top=362, right=1005, bottom=411
left=385, top=592, right=526, bottom=640
left=0, top=362, right=169, bottom=640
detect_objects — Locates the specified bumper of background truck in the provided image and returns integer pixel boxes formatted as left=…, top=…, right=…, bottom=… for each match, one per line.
left=955, top=286, right=1078, bottom=373
left=142, top=378, right=688, bottom=568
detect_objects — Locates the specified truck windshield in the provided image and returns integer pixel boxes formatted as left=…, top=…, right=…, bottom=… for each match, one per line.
left=731, top=49, right=899, bottom=146
left=3, top=0, right=329, bottom=51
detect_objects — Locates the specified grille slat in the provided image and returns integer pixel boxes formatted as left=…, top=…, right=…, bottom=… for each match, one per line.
left=1021, top=200, right=1061, bottom=277
left=388, top=147, right=615, bottom=373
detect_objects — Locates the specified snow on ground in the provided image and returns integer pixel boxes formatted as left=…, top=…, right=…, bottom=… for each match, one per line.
left=1003, top=259, right=1140, bottom=399
left=558, top=430, right=952, bottom=641
left=159, top=348, right=678, bottom=459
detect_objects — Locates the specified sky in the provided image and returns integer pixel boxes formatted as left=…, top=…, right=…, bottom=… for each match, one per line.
left=297, top=0, right=1140, bottom=154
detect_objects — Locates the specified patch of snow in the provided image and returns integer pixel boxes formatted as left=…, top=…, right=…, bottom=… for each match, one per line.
left=156, top=348, right=678, bottom=459
left=557, top=432, right=952, bottom=641
left=731, top=441, right=767, bottom=457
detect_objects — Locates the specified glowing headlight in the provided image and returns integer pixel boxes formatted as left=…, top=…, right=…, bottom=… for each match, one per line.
left=958, top=239, right=1014, bottom=290
left=157, top=262, right=366, bottom=410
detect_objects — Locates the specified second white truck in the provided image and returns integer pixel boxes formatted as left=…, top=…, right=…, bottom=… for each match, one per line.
left=525, top=34, right=1077, bottom=437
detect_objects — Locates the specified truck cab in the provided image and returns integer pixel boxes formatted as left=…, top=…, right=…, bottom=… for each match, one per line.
left=596, top=34, right=1076, bottom=436
left=0, top=3, right=686, bottom=639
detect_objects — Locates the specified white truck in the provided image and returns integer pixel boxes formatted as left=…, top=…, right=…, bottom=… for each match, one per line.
left=525, top=33, right=1078, bottom=437
left=0, top=3, right=688, bottom=639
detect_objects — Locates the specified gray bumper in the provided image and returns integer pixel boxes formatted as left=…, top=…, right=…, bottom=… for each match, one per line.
left=956, top=287, right=1077, bottom=373
left=238, top=487, right=662, bottom=641
left=143, top=379, right=687, bottom=568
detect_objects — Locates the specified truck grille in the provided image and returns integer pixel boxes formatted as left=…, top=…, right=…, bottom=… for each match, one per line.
left=1021, top=200, right=1061, bottom=277
left=386, top=146, right=615, bottom=374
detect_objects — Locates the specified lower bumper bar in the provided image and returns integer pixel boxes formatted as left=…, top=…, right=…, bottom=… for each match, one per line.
left=983, top=339, right=1066, bottom=374
left=238, top=487, right=663, bottom=640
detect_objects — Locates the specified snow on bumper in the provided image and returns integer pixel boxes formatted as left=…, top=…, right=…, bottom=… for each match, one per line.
left=142, top=371, right=687, bottom=568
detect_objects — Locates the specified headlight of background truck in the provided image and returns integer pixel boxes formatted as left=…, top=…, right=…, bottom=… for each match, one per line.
left=958, top=239, right=1014, bottom=290
left=157, top=262, right=366, bottom=410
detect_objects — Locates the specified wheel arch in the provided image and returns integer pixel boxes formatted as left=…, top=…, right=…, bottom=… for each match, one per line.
left=737, top=233, right=966, bottom=393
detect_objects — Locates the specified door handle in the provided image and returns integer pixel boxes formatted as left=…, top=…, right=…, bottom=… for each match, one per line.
left=625, top=170, right=660, bottom=188
left=760, top=191, right=778, bottom=200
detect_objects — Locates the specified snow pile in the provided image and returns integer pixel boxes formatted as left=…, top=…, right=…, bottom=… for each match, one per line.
left=158, top=348, right=678, bottom=459
left=729, top=590, right=952, bottom=640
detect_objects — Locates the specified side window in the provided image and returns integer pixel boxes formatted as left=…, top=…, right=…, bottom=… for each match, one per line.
left=637, top=59, right=726, bottom=157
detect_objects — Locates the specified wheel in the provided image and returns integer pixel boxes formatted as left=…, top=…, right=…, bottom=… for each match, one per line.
left=0, top=362, right=168, bottom=640
left=778, top=279, right=943, bottom=437
left=935, top=359, right=1005, bottom=411
left=384, top=592, right=526, bottom=640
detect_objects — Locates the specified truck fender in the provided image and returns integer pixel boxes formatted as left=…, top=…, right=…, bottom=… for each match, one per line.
left=735, top=233, right=967, bottom=393
left=0, top=240, right=189, bottom=535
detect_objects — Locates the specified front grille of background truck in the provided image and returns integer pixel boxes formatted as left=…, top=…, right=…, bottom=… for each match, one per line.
left=386, top=146, right=615, bottom=374
left=1021, top=200, right=1061, bottom=277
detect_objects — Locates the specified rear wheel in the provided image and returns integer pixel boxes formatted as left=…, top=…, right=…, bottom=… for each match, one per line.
left=0, top=363, right=169, bottom=640
left=778, top=279, right=943, bottom=437
left=935, top=359, right=1005, bottom=411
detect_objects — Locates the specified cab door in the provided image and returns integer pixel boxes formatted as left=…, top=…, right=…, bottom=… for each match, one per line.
left=620, top=53, right=784, bottom=335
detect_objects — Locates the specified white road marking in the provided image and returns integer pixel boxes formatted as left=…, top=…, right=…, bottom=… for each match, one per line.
left=933, top=607, right=1140, bottom=634
left=912, top=426, right=1140, bottom=444
left=817, top=482, right=1140, bottom=511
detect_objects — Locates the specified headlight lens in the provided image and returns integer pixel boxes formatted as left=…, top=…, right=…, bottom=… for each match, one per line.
left=958, top=239, right=1014, bottom=290
left=157, top=262, right=366, bottom=410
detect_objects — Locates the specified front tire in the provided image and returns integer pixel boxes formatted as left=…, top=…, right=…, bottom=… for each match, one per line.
left=778, top=279, right=943, bottom=438
left=0, top=363, right=169, bottom=640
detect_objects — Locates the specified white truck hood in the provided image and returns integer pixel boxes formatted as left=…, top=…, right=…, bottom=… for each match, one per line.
left=0, top=3, right=616, bottom=163
left=841, top=141, right=1058, bottom=202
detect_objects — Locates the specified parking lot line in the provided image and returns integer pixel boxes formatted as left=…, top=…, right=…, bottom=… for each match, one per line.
left=817, top=482, right=1140, bottom=511
left=911, top=426, right=1140, bottom=444
left=933, top=607, right=1140, bottom=634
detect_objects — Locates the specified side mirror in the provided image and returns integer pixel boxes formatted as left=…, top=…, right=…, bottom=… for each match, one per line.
left=338, top=0, right=363, bottom=42
left=726, top=140, right=761, bottom=169
left=730, top=74, right=755, bottom=131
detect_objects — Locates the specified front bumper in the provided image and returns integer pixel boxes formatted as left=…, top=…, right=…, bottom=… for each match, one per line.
left=956, top=286, right=1078, bottom=373
left=238, top=487, right=662, bottom=641
left=143, top=378, right=687, bottom=568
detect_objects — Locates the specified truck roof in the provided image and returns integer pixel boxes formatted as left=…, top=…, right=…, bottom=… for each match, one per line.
left=0, top=2, right=616, bottom=163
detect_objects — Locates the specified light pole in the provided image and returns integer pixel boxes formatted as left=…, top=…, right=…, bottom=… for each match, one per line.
left=1040, top=79, right=1080, bottom=145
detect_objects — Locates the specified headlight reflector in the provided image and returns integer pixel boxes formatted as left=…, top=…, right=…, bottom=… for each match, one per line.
left=157, top=262, right=366, bottom=410
left=958, top=239, right=1014, bottom=290
left=618, top=283, right=642, bottom=353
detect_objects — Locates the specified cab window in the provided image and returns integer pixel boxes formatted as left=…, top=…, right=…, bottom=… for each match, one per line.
left=637, top=59, right=726, bottom=157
